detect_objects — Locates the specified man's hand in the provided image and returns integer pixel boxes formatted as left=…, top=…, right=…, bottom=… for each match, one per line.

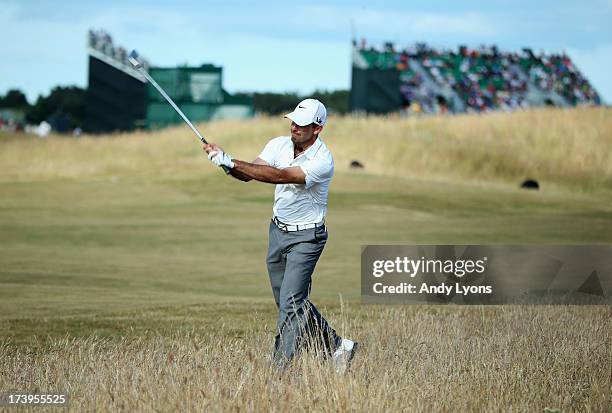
left=203, top=143, right=234, bottom=168
left=208, top=150, right=235, bottom=169
left=203, top=143, right=222, bottom=154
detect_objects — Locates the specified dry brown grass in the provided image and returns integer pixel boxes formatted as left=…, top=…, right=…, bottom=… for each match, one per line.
left=326, top=107, right=612, bottom=190
left=1, top=108, right=611, bottom=412
left=1, top=107, right=611, bottom=191
left=1, top=305, right=610, bottom=412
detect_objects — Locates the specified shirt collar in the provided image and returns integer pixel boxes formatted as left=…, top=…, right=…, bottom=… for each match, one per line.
left=294, top=137, right=322, bottom=160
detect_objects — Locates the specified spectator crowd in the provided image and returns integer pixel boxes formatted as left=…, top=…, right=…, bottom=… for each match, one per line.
left=88, top=29, right=150, bottom=72
left=355, top=40, right=601, bottom=114
left=519, top=50, right=601, bottom=106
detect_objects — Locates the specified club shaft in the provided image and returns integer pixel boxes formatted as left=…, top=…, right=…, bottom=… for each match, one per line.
left=139, top=70, right=208, bottom=144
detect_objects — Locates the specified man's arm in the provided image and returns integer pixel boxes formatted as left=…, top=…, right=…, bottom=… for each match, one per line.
left=228, top=158, right=267, bottom=182
left=231, top=160, right=306, bottom=185
left=204, top=143, right=305, bottom=185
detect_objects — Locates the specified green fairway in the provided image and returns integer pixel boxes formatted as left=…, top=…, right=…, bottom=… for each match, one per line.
left=1, top=168, right=611, bottom=335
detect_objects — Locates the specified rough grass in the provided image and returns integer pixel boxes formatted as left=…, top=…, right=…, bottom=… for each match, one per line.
left=1, top=107, right=611, bottom=191
left=1, top=108, right=611, bottom=412
left=1, top=305, right=609, bottom=412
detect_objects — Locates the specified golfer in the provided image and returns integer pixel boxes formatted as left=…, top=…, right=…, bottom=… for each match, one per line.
left=204, top=99, right=357, bottom=373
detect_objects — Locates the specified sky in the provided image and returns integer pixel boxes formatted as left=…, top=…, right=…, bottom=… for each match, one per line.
left=1, top=0, right=611, bottom=103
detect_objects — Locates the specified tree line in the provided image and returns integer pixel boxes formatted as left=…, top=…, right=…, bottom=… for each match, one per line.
left=234, top=90, right=350, bottom=115
left=0, top=87, right=349, bottom=129
left=0, top=87, right=85, bottom=129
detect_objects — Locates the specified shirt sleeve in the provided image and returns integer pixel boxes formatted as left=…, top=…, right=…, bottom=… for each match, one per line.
left=300, top=156, right=334, bottom=189
left=257, top=138, right=279, bottom=167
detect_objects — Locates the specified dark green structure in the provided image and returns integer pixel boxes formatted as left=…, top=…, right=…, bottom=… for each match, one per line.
left=146, top=64, right=253, bottom=129
left=85, top=54, right=148, bottom=133
left=85, top=29, right=253, bottom=133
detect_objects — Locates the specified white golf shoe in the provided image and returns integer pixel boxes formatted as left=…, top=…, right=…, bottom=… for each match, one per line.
left=332, top=338, right=358, bottom=374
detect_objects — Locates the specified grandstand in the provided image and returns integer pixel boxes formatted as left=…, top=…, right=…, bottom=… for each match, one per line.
left=351, top=40, right=601, bottom=115
left=85, top=30, right=149, bottom=133
left=85, top=30, right=253, bottom=133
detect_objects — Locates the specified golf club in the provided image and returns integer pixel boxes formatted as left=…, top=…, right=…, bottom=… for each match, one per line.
left=128, top=49, right=230, bottom=174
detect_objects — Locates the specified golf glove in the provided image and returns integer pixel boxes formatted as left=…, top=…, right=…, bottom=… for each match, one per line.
left=208, top=150, right=235, bottom=169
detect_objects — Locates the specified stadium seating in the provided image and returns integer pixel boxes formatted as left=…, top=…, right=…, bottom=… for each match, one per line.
left=519, top=51, right=601, bottom=106
left=353, top=41, right=601, bottom=114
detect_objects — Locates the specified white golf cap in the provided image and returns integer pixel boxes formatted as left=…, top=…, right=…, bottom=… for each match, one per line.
left=285, top=98, right=327, bottom=126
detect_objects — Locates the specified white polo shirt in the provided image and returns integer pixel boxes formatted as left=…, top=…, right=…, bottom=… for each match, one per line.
left=258, top=136, right=334, bottom=226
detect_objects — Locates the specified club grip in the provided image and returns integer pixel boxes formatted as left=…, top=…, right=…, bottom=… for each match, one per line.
left=221, top=165, right=232, bottom=175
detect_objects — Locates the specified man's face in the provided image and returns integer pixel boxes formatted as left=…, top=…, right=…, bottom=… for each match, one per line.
left=290, top=121, right=323, bottom=145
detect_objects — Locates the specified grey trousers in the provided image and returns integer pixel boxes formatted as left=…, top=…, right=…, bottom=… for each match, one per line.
left=266, top=221, right=341, bottom=369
